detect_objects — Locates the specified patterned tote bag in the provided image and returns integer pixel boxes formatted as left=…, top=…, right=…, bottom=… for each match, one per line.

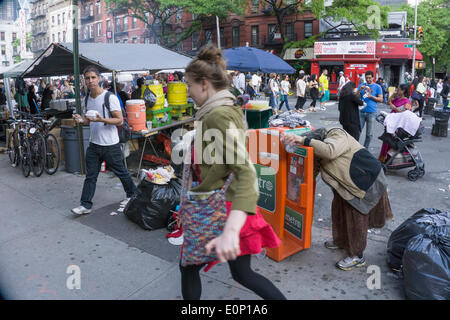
left=179, top=163, right=234, bottom=267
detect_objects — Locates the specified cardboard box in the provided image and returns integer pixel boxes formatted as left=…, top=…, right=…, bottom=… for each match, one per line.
left=61, top=119, right=76, bottom=127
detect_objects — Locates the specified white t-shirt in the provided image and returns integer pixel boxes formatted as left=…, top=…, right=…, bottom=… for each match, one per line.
left=339, top=76, right=346, bottom=90
left=84, top=90, right=122, bottom=146
left=280, top=80, right=290, bottom=95
left=252, top=74, right=261, bottom=87
left=296, top=79, right=306, bottom=97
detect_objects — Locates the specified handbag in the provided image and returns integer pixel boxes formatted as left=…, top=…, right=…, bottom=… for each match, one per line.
left=179, top=163, right=234, bottom=267
left=411, top=90, right=423, bottom=101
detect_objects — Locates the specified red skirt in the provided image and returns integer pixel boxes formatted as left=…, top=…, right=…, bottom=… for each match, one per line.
left=201, top=202, right=280, bottom=272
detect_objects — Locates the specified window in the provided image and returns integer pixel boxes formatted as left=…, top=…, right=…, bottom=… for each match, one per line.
left=1, top=45, right=5, bottom=55
left=132, top=37, right=137, bottom=43
left=57, top=14, right=60, bottom=25
left=205, top=29, right=213, bottom=45
left=52, top=34, right=55, bottom=42
left=132, top=17, right=137, bottom=29
left=123, top=39, right=128, bottom=43
left=268, top=24, right=276, bottom=41
left=106, top=20, right=111, bottom=32
left=191, top=32, right=198, bottom=50
left=285, top=23, right=294, bottom=40
left=251, top=26, right=259, bottom=45
left=62, top=12, right=65, bottom=24
left=52, top=16, right=55, bottom=24
left=90, top=25, right=94, bottom=38
left=123, top=16, right=128, bottom=31
left=251, top=0, right=259, bottom=13
left=304, top=21, right=313, bottom=38
left=96, top=1, right=101, bottom=15
left=115, top=18, right=120, bottom=32
left=2, top=61, right=10, bottom=67
left=232, top=26, right=240, bottom=47
left=97, top=22, right=102, bottom=37
left=191, top=13, right=196, bottom=21
left=0, top=32, right=4, bottom=41
left=12, top=32, right=16, bottom=41
left=58, top=32, right=60, bottom=42
left=63, top=31, right=66, bottom=42
left=90, top=4, right=94, bottom=16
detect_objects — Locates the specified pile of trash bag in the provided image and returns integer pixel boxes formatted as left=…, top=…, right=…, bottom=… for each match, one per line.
left=387, top=208, right=450, bottom=300
left=124, top=167, right=181, bottom=230
left=268, top=110, right=310, bottom=128
left=402, top=225, right=450, bottom=300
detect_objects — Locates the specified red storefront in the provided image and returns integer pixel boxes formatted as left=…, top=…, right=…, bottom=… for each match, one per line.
left=310, top=40, right=380, bottom=99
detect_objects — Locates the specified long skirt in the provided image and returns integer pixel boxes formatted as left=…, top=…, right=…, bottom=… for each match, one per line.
left=331, top=189, right=393, bottom=257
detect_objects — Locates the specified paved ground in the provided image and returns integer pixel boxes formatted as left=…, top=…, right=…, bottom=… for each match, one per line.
left=0, top=97, right=448, bottom=300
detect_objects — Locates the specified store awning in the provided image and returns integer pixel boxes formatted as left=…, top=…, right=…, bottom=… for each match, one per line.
left=283, top=48, right=314, bottom=60
left=376, top=42, right=423, bottom=60
left=21, top=42, right=193, bottom=78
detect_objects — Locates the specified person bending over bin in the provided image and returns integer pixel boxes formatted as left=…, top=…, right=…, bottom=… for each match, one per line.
left=281, top=128, right=393, bottom=271
left=71, top=65, right=136, bottom=215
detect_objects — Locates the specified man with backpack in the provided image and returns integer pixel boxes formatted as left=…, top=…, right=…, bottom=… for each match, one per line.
left=71, top=65, right=136, bottom=215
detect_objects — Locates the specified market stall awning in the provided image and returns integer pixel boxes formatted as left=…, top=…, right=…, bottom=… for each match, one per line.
left=376, top=42, right=423, bottom=60
left=21, top=42, right=193, bottom=78
left=0, top=59, right=34, bottom=79
left=21, top=43, right=112, bottom=78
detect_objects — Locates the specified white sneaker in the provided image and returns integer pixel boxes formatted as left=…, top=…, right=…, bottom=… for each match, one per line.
left=120, top=198, right=131, bottom=206
left=71, top=206, right=92, bottom=215
left=336, top=256, right=366, bottom=271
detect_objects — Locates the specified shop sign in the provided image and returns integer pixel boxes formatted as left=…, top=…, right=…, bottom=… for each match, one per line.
left=314, top=41, right=376, bottom=55
left=349, top=64, right=368, bottom=68
left=284, top=207, right=303, bottom=240
left=294, top=49, right=305, bottom=59
left=254, top=164, right=276, bottom=213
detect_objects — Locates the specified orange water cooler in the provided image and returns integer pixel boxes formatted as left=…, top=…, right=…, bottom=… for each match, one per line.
left=248, top=127, right=316, bottom=262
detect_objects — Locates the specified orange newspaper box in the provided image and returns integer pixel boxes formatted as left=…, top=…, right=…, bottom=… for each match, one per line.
left=247, top=127, right=316, bottom=262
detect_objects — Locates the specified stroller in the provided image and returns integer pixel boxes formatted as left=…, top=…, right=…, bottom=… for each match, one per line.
left=376, top=111, right=425, bottom=181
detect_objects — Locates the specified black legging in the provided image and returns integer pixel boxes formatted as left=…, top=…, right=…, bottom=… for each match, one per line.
left=179, top=254, right=287, bottom=300
left=414, top=98, right=424, bottom=117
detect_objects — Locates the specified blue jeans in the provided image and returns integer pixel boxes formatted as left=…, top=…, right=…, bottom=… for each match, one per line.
left=359, top=111, right=377, bottom=148
left=81, top=143, right=136, bottom=209
left=278, top=94, right=291, bottom=111
left=269, top=93, right=279, bottom=110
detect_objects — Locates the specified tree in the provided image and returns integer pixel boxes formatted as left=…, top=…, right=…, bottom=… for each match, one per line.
left=104, top=0, right=247, bottom=49
left=401, top=0, right=450, bottom=74
left=269, top=0, right=390, bottom=51
left=12, top=32, right=32, bottom=63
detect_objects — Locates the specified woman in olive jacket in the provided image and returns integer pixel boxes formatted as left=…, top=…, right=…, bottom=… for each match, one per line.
left=180, top=45, right=285, bottom=300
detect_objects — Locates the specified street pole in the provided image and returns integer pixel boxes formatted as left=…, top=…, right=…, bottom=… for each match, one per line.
left=411, top=0, right=418, bottom=80
left=216, top=16, right=221, bottom=49
left=72, top=0, right=86, bottom=175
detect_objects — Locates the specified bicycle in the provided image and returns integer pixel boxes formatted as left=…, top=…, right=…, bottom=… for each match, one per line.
left=7, top=116, right=33, bottom=177
left=32, top=116, right=61, bottom=175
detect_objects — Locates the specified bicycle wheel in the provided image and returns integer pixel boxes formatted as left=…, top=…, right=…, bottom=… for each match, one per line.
left=21, top=139, right=32, bottom=178
left=44, top=133, right=60, bottom=175
left=31, top=134, right=46, bottom=177
left=7, top=131, right=17, bottom=165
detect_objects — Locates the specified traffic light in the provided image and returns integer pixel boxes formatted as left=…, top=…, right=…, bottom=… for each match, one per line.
left=418, top=26, right=423, bottom=40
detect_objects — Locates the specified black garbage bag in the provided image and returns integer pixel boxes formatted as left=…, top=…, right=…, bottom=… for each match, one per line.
left=143, top=87, right=157, bottom=109
left=387, top=208, right=450, bottom=271
left=403, top=225, right=450, bottom=300
left=124, top=178, right=181, bottom=230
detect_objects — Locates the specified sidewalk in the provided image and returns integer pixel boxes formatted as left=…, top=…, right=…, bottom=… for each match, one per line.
left=0, top=99, right=448, bottom=300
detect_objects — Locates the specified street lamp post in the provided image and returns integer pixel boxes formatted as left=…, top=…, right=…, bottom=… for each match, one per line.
left=411, top=0, right=418, bottom=80
left=72, top=0, right=86, bottom=175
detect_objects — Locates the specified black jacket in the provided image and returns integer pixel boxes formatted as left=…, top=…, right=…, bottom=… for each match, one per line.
left=338, top=93, right=364, bottom=128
